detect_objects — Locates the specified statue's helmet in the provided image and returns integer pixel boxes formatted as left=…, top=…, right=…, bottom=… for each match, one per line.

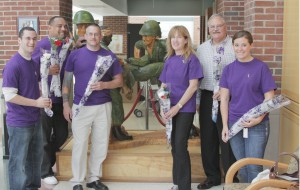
left=139, top=20, right=161, bottom=38
left=73, top=10, right=95, bottom=25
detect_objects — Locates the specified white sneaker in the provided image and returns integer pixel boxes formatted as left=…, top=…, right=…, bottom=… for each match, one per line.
left=42, top=176, right=58, bottom=185
left=169, top=185, right=178, bottom=190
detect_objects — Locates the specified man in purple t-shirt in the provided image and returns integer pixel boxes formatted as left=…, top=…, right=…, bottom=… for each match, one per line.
left=62, top=24, right=123, bottom=190
left=32, top=16, right=71, bottom=185
left=2, top=27, right=51, bottom=190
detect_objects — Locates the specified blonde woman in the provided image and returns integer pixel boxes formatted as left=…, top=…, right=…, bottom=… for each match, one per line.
left=159, top=25, right=203, bottom=190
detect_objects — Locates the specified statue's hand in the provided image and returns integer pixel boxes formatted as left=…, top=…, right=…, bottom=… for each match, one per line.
left=127, top=57, right=150, bottom=67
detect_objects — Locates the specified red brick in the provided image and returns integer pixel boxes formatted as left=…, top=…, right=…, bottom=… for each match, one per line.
left=266, top=21, right=283, bottom=27
left=265, top=48, right=283, bottom=54
left=253, top=28, right=275, bottom=34
left=255, top=1, right=275, bottom=7
left=255, top=14, right=275, bottom=20
left=265, top=35, right=283, bottom=41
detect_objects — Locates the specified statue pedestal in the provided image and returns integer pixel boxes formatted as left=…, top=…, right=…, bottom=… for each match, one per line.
left=56, top=130, right=205, bottom=182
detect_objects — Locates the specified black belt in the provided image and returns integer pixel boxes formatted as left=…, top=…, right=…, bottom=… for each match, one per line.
left=201, top=89, right=213, bottom=93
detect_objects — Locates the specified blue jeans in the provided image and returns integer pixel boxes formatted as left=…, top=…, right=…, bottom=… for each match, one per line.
left=229, top=120, right=270, bottom=183
left=7, top=122, right=43, bottom=190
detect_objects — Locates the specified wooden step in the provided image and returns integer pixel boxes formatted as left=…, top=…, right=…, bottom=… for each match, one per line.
left=56, top=130, right=205, bottom=182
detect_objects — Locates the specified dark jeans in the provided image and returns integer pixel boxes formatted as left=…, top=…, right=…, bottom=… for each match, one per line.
left=171, top=112, right=194, bottom=190
left=41, top=103, right=68, bottom=178
left=7, top=122, right=43, bottom=190
left=199, top=90, right=237, bottom=183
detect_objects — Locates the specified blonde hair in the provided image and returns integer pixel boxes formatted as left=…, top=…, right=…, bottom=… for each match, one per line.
left=165, top=25, right=195, bottom=61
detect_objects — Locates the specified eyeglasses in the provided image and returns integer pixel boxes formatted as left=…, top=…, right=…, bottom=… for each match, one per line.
left=208, top=23, right=225, bottom=30
left=87, top=33, right=101, bottom=37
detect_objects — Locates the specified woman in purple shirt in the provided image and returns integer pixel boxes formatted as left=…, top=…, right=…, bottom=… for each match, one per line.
left=220, top=30, right=277, bottom=183
left=159, top=25, right=203, bottom=190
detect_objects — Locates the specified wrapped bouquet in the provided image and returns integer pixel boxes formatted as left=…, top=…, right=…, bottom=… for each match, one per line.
left=40, top=48, right=53, bottom=117
left=212, top=46, right=225, bottom=123
left=73, top=55, right=115, bottom=117
left=228, top=94, right=291, bottom=140
left=157, top=85, right=172, bottom=145
left=49, top=37, right=72, bottom=97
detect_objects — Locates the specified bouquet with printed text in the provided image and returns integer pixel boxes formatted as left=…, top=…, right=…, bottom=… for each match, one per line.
left=228, top=94, right=291, bottom=140
left=49, top=37, right=72, bottom=97
left=73, top=55, right=114, bottom=117
left=40, top=48, right=53, bottom=117
left=157, top=85, right=172, bottom=145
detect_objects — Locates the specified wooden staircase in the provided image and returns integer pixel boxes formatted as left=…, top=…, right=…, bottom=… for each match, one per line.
left=55, top=130, right=205, bottom=182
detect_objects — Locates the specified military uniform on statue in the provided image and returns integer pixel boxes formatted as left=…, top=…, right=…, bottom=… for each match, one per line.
left=100, top=26, right=133, bottom=141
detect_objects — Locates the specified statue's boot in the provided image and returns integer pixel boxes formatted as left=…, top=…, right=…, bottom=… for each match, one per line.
left=189, top=124, right=200, bottom=138
left=112, top=126, right=133, bottom=141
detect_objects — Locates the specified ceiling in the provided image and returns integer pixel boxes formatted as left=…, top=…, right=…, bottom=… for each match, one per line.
left=73, top=0, right=126, bottom=20
left=72, top=0, right=214, bottom=19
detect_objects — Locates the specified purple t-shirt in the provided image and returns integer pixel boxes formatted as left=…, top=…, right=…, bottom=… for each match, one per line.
left=159, top=54, right=204, bottom=113
left=220, top=58, right=277, bottom=123
left=65, top=46, right=122, bottom=105
left=2, top=53, right=40, bottom=127
left=32, top=37, right=70, bottom=103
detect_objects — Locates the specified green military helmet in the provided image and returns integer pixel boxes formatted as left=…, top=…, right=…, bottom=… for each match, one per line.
left=73, top=10, right=95, bottom=25
left=139, top=20, right=161, bottom=38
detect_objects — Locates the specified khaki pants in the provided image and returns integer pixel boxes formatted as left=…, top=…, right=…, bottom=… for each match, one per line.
left=70, top=102, right=112, bottom=186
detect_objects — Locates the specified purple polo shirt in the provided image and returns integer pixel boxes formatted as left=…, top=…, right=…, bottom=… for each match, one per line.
left=2, top=52, right=40, bottom=127
left=220, top=58, right=277, bottom=123
left=159, top=54, right=203, bottom=113
left=32, top=37, right=69, bottom=103
left=65, top=46, right=122, bottom=105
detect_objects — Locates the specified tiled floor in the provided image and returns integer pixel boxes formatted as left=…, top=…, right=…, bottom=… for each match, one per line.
left=0, top=101, right=224, bottom=190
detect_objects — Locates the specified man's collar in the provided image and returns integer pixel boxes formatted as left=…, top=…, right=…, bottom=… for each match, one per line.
left=209, top=35, right=230, bottom=46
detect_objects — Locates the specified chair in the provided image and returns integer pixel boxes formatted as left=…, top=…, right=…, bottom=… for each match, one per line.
left=224, top=157, right=298, bottom=190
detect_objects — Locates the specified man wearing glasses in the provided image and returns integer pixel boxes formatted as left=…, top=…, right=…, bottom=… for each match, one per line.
left=62, top=24, right=123, bottom=190
left=196, top=14, right=238, bottom=189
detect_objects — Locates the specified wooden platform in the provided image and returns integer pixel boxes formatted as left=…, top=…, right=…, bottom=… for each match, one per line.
left=56, top=130, right=205, bottom=182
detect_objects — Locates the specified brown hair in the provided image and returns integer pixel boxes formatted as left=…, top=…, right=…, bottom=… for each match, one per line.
left=232, top=30, right=253, bottom=44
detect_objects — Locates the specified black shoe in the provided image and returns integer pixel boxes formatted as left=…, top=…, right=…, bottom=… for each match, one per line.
left=73, top=184, right=83, bottom=190
left=197, top=179, right=221, bottom=189
left=112, top=126, right=133, bottom=141
left=86, top=180, right=109, bottom=190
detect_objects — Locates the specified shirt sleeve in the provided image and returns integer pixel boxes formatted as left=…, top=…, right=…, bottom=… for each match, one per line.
left=2, top=63, right=19, bottom=89
left=220, top=65, right=229, bottom=89
left=261, top=63, right=277, bottom=93
left=159, top=59, right=168, bottom=83
left=188, top=55, right=204, bottom=80
left=65, top=51, right=76, bottom=72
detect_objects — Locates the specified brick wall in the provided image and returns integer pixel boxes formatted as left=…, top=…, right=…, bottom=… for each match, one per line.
left=0, top=0, right=72, bottom=77
left=244, top=0, right=284, bottom=91
left=217, top=0, right=245, bottom=36
left=103, top=16, right=128, bottom=56
left=216, top=0, right=284, bottom=92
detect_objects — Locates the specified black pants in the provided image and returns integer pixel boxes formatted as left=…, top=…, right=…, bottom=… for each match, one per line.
left=41, top=103, right=68, bottom=178
left=171, top=112, right=194, bottom=190
left=199, top=90, right=237, bottom=183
